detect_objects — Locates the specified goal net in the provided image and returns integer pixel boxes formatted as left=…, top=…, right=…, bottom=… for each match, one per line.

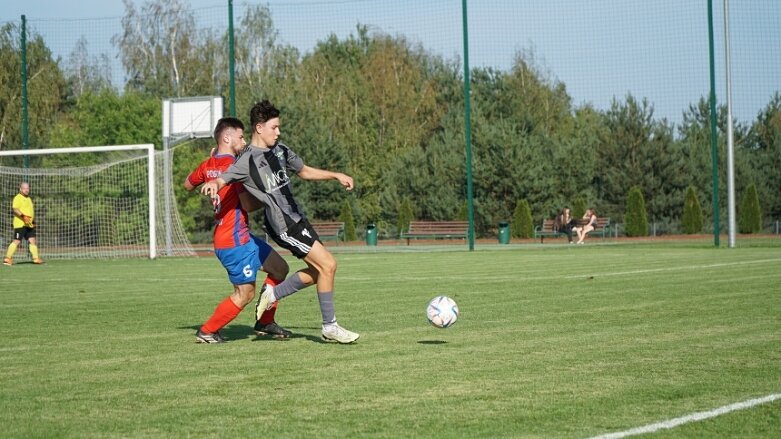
left=0, top=144, right=195, bottom=260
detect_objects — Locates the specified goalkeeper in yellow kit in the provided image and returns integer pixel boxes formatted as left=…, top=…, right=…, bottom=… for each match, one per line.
left=4, top=182, right=43, bottom=265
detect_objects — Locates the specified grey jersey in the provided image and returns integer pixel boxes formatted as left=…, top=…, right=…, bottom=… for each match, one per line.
left=220, top=143, right=305, bottom=235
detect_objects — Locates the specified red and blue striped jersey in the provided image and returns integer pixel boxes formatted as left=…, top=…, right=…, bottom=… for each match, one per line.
left=187, top=153, right=250, bottom=249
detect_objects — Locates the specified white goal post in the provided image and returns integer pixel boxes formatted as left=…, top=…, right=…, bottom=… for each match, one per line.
left=0, top=144, right=158, bottom=259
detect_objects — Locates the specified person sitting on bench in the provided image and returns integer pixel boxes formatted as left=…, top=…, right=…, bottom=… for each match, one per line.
left=553, top=207, right=575, bottom=243
left=573, top=208, right=598, bottom=244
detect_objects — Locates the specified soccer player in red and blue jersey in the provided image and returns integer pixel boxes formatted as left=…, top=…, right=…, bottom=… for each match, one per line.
left=184, top=117, right=291, bottom=343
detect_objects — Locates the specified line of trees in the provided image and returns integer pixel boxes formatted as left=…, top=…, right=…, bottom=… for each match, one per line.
left=1, top=1, right=779, bottom=241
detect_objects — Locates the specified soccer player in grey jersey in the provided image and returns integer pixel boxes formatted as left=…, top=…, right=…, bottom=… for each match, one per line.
left=201, top=100, right=359, bottom=344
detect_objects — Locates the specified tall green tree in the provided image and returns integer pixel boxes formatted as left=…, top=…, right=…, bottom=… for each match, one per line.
left=598, top=95, right=682, bottom=225
left=681, top=186, right=704, bottom=234
left=504, top=48, right=573, bottom=137
left=456, top=201, right=468, bottom=221
left=285, top=114, right=352, bottom=222
left=114, top=0, right=216, bottom=96
left=548, top=106, right=603, bottom=215
left=471, top=114, right=544, bottom=231
left=747, top=93, right=781, bottom=222
left=738, top=183, right=762, bottom=234
left=678, top=98, right=721, bottom=222
left=291, top=28, right=445, bottom=225
left=572, top=196, right=587, bottom=219
left=468, top=51, right=580, bottom=229
left=397, top=198, right=414, bottom=238
left=66, top=36, right=113, bottom=99
left=47, top=89, right=160, bottom=150
left=624, top=186, right=648, bottom=237
left=0, top=23, right=65, bottom=156
left=511, top=199, right=534, bottom=239
left=339, top=199, right=357, bottom=241
left=232, top=4, right=300, bottom=113
left=378, top=112, right=465, bottom=226
left=678, top=97, right=754, bottom=228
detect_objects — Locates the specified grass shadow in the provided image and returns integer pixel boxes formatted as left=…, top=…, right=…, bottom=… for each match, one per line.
left=179, top=323, right=331, bottom=343
left=178, top=323, right=255, bottom=342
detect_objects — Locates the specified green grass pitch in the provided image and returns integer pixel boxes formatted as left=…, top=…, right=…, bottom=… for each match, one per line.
left=1, top=242, right=779, bottom=438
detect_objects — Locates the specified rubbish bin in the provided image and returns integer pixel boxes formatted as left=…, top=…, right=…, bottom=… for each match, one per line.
left=365, top=223, right=378, bottom=246
left=498, top=222, right=510, bottom=244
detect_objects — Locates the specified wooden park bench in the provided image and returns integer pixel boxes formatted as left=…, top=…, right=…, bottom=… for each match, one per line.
left=400, top=221, right=469, bottom=245
left=534, top=217, right=611, bottom=243
left=312, top=221, right=345, bottom=243
left=585, top=217, right=612, bottom=240
left=533, top=219, right=564, bottom=243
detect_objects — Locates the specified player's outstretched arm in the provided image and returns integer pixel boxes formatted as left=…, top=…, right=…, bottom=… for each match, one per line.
left=297, top=165, right=354, bottom=190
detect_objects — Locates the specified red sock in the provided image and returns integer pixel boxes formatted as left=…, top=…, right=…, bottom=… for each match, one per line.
left=258, top=276, right=282, bottom=324
left=201, top=297, right=242, bottom=334
left=259, top=302, right=278, bottom=324
left=265, top=276, right=282, bottom=287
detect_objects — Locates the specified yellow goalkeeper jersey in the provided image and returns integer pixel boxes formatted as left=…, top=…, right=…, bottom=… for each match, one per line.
left=12, top=193, right=34, bottom=229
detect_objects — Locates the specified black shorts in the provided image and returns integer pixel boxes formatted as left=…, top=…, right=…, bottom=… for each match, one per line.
left=266, top=219, right=321, bottom=259
left=13, top=227, right=36, bottom=241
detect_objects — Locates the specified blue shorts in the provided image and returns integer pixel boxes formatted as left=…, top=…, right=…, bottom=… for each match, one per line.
left=214, top=235, right=273, bottom=285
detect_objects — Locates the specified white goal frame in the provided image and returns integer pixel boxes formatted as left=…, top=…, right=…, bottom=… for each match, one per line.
left=0, top=144, right=157, bottom=259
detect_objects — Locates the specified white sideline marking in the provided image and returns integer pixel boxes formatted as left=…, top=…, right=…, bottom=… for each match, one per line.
left=588, top=393, right=781, bottom=439
left=563, top=258, right=781, bottom=280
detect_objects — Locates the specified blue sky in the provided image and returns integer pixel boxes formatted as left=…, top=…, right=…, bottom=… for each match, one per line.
left=3, top=0, right=779, bottom=125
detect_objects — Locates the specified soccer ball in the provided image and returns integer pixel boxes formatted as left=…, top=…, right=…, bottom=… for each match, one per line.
left=426, top=295, right=460, bottom=328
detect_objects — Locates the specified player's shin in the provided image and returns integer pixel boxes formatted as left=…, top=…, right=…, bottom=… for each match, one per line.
left=29, top=244, right=39, bottom=260
left=201, top=296, right=242, bottom=334
left=5, top=242, right=18, bottom=259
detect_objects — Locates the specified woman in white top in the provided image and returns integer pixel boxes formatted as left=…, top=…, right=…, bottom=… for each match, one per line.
left=574, top=208, right=597, bottom=244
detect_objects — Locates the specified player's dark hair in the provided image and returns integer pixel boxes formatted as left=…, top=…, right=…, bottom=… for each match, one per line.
left=249, top=100, right=280, bottom=128
left=213, top=117, right=245, bottom=141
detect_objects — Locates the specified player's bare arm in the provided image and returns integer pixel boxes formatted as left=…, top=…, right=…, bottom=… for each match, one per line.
left=297, top=165, right=354, bottom=190
left=238, top=191, right=263, bottom=212
left=13, top=208, right=29, bottom=221
left=13, top=207, right=33, bottom=226
left=183, top=179, right=197, bottom=191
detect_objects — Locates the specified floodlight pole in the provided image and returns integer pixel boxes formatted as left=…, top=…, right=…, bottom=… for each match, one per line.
left=723, top=0, right=736, bottom=248
left=228, top=0, right=237, bottom=117
left=706, top=0, right=721, bottom=247
left=20, top=15, right=30, bottom=169
left=462, top=0, right=475, bottom=251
